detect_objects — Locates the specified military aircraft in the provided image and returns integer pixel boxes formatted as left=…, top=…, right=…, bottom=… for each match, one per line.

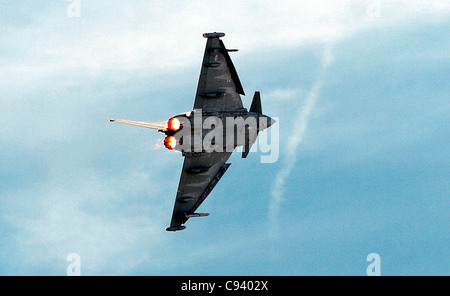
left=106, top=32, right=275, bottom=231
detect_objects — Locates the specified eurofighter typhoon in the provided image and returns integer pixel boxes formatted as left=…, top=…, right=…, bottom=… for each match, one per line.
left=107, top=33, right=275, bottom=231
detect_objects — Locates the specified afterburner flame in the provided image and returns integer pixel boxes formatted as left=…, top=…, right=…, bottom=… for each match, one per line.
left=167, top=117, right=181, bottom=131
left=164, top=136, right=177, bottom=149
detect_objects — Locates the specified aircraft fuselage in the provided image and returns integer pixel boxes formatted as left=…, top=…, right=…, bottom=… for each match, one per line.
left=164, top=109, right=275, bottom=155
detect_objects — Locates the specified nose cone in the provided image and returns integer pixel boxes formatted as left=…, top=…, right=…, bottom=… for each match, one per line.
left=260, top=115, right=276, bottom=130
left=268, top=117, right=276, bottom=128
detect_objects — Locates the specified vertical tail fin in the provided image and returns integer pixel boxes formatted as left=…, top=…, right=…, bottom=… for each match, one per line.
left=249, top=91, right=262, bottom=114
left=243, top=91, right=262, bottom=158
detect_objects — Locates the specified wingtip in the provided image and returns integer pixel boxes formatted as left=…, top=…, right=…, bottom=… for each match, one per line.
left=203, top=32, right=225, bottom=38
left=165, top=226, right=186, bottom=232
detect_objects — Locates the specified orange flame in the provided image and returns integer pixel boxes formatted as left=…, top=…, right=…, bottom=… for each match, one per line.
left=167, top=117, right=181, bottom=131
left=164, top=136, right=177, bottom=149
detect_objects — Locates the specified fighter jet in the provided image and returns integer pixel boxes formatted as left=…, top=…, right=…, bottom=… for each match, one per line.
left=107, top=32, right=275, bottom=231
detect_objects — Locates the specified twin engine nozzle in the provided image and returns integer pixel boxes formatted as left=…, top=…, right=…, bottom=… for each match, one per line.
left=164, top=117, right=183, bottom=150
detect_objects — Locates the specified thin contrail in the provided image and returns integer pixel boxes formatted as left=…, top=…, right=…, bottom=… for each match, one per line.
left=269, top=45, right=333, bottom=236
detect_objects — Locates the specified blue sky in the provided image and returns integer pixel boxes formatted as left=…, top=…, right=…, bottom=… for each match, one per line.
left=0, top=1, right=449, bottom=275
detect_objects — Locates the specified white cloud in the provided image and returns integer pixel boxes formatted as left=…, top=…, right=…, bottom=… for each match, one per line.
left=2, top=163, right=172, bottom=274
left=265, top=1, right=448, bottom=236
left=268, top=45, right=333, bottom=235
left=2, top=0, right=448, bottom=82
